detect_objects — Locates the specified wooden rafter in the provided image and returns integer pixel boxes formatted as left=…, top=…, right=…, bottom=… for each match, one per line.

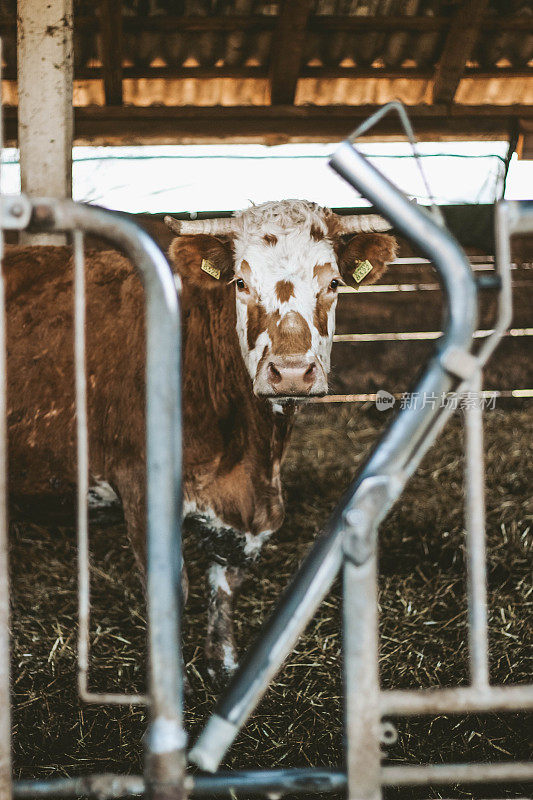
left=98, top=0, right=123, bottom=106
left=4, top=104, right=531, bottom=146
left=1, top=13, right=532, bottom=35
left=269, top=0, right=312, bottom=106
left=433, top=0, right=489, bottom=104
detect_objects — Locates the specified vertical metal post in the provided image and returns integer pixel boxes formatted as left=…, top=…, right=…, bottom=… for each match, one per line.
left=17, top=0, right=73, bottom=244
left=0, top=39, right=13, bottom=800
left=343, top=513, right=381, bottom=800
left=73, top=229, right=90, bottom=697
left=463, top=371, right=490, bottom=688
left=144, top=278, right=186, bottom=800
left=138, top=228, right=185, bottom=800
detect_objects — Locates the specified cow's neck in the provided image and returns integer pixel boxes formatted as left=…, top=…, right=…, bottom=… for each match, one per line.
left=181, top=282, right=295, bottom=534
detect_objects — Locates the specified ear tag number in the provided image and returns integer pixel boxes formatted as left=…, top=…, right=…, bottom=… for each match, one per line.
left=201, top=258, right=221, bottom=280
left=352, top=259, right=373, bottom=288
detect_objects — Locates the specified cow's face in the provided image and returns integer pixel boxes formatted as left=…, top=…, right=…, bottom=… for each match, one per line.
left=167, top=201, right=397, bottom=402
left=232, top=225, right=339, bottom=399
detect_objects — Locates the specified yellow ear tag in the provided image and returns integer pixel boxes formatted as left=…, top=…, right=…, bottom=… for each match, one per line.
left=352, top=259, right=373, bottom=288
left=201, top=258, right=221, bottom=281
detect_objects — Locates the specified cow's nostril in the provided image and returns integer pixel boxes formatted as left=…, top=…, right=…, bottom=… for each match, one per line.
left=304, top=363, right=317, bottom=383
left=268, top=363, right=282, bottom=384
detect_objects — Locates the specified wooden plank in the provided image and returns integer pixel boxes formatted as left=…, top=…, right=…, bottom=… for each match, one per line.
left=17, top=0, right=73, bottom=244
left=4, top=104, right=531, bottom=146
left=269, top=0, right=312, bottom=105
left=98, top=0, right=123, bottom=106
left=1, top=13, right=533, bottom=35
left=433, top=0, right=489, bottom=104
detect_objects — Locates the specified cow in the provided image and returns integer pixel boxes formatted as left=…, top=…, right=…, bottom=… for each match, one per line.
left=6, top=200, right=396, bottom=683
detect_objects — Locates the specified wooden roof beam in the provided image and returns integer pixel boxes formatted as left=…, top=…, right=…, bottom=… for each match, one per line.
left=432, top=0, right=489, bottom=105
left=4, top=105, right=531, bottom=145
left=269, top=0, right=312, bottom=106
left=98, top=0, right=123, bottom=106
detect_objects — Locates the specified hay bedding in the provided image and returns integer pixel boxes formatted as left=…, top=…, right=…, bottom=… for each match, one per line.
left=9, top=404, right=532, bottom=799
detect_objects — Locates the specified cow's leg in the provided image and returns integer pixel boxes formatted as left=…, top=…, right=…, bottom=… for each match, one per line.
left=206, top=562, right=244, bottom=683
left=184, top=513, right=273, bottom=684
left=112, top=465, right=188, bottom=604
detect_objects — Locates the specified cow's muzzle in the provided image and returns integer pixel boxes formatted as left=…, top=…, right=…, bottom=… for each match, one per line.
left=254, top=354, right=328, bottom=398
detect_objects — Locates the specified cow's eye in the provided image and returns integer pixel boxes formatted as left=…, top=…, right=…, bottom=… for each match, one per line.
left=329, top=279, right=340, bottom=291
left=236, top=278, right=247, bottom=290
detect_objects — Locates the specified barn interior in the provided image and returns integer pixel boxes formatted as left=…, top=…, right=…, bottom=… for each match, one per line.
left=3, top=1, right=533, bottom=799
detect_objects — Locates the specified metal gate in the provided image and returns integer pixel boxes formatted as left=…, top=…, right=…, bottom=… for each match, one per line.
left=1, top=130, right=532, bottom=799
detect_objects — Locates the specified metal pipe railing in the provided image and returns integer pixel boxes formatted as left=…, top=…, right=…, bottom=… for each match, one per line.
left=3, top=150, right=531, bottom=799
left=464, top=370, right=490, bottom=688
left=189, top=138, right=478, bottom=773
left=26, top=200, right=185, bottom=800
left=13, top=761, right=533, bottom=798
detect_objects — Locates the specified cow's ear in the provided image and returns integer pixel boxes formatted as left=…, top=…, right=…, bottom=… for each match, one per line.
left=337, top=233, right=397, bottom=289
left=168, top=235, right=234, bottom=289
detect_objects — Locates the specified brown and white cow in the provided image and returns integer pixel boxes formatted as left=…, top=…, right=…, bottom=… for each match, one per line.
left=6, top=199, right=396, bottom=682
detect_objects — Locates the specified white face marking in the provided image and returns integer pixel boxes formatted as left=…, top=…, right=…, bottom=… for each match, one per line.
left=230, top=201, right=342, bottom=391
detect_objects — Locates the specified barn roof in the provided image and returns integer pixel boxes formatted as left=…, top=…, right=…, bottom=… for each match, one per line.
left=2, top=0, right=533, bottom=144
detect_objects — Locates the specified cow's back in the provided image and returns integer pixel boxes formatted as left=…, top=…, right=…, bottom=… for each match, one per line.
left=5, top=245, right=146, bottom=501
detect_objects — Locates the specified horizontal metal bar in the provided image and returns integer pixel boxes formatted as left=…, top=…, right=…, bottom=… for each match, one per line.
left=13, top=762, right=533, bottom=798
left=13, top=774, right=144, bottom=798
left=78, top=689, right=148, bottom=705
left=309, top=389, right=533, bottom=403
left=383, top=762, right=533, bottom=786
left=382, top=685, right=533, bottom=716
left=333, top=328, right=532, bottom=343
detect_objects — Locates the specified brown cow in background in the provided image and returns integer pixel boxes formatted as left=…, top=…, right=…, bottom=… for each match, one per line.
left=6, top=200, right=396, bottom=682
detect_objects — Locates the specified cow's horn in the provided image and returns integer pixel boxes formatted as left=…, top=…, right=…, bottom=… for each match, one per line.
left=164, top=216, right=240, bottom=235
left=334, top=214, right=392, bottom=234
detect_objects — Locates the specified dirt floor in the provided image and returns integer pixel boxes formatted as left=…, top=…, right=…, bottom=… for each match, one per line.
left=9, top=402, right=532, bottom=799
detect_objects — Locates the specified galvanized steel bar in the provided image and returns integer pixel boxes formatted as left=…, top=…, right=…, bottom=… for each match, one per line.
left=192, top=762, right=533, bottom=792
left=12, top=761, right=533, bottom=798
left=189, top=139, right=478, bottom=772
left=0, top=42, right=12, bottom=798
left=382, top=684, right=533, bottom=715
left=73, top=230, right=147, bottom=706
left=343, top=546, right=380, bottom=800
left=14, top=775, right=145, bottom=799
left=28, top=200, right=185, bottom=800
left=463, top=370, right=490, bottom=688
left=0, top=274, right=10, bottom=800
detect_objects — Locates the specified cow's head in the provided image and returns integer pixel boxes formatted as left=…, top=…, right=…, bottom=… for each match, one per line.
left=166, top=200, right=397, bottom=402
